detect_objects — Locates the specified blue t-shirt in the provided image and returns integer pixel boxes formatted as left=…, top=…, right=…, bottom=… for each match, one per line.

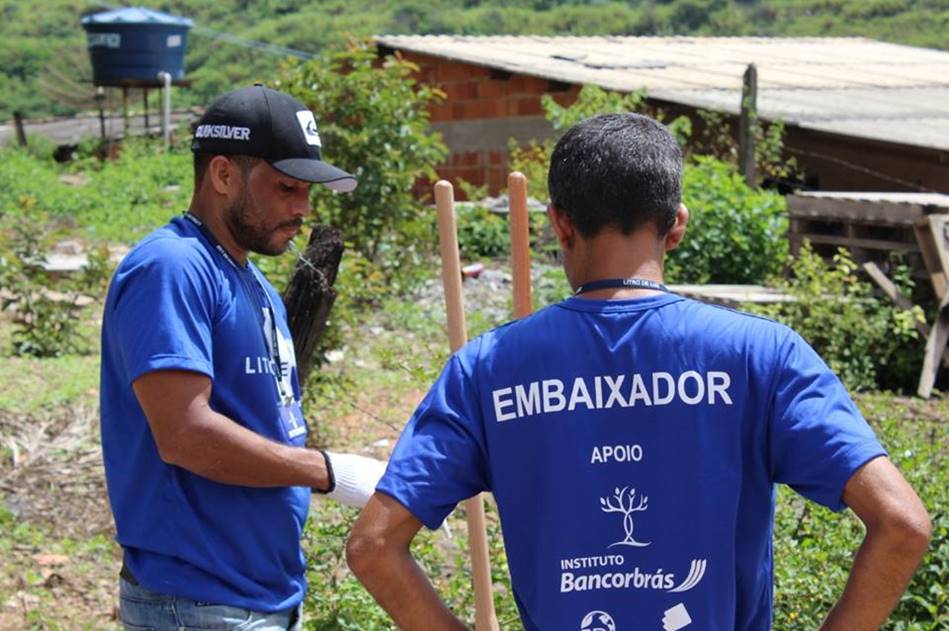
left=378, top=293, right=885, bottom=631
left=100, top=215, right=310, bottom=612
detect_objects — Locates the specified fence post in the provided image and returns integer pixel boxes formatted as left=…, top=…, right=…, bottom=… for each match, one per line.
left=13, top=111, right=27, bottom=147
left=158, top=72, right=172, bottom=151
left=96, top=87, right=107, bottom=140
left=739, top=63, right=757, bottom=187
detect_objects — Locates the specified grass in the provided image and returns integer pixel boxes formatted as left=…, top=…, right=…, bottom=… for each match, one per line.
left=0, top=353, right=98, bottom=414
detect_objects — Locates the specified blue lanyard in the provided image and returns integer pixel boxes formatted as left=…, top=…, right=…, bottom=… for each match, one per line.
left=183, top=212, right=293, bottom=404
left=574, top=277, right=670, bottom=296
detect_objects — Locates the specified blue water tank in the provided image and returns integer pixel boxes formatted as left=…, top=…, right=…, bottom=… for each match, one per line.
left=81, top=7, right=193, bottom=85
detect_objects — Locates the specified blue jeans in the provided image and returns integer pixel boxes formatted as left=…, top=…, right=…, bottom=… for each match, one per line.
left=119, top=578, right=302, bottom=631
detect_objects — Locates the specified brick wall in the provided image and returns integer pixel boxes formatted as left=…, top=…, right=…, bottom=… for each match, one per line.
left=398, top=51, right=580, bottom=196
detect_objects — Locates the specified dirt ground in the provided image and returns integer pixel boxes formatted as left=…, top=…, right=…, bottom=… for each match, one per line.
left=0, top=403, right=120, bottom=630
left=0, top=378, right=417, bottom=630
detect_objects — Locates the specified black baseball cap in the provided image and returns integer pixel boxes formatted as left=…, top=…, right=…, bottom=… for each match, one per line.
left=191, top=85, right=357, bottom=192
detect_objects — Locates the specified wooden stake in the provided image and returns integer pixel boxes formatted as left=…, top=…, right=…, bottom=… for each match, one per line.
left=434, top=180, right=499, bottom=631
left=508, top=172, right=532, bottom=319
left=739, top=63, right=758, bottom=188
left=12, top=111, right=27, bottom=148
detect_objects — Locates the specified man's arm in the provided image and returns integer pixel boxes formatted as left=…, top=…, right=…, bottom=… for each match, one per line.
left=133, top=369, right=331, bottom=489
left=347, top=492, right=468, bottom=631
left=820, top=456, right=931, bottom=631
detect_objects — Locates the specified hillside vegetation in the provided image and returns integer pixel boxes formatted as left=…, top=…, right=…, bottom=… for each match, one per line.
left=2, top=0, right=948, bottom=120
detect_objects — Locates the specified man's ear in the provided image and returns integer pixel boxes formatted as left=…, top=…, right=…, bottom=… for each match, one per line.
left=664, top=204, right=689, bottom=251
left=206, top=155, right=240, bottom=196
left=547, top=203, right=575, bottom=251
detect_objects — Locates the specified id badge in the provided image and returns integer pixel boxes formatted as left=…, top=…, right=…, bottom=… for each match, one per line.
left=279, top=400, right=308, bottom=445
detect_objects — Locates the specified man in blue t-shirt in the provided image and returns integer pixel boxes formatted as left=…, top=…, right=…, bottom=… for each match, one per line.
left=347, top=113, right=931, bottom=630
left=100, top=86, right=385, bottom=630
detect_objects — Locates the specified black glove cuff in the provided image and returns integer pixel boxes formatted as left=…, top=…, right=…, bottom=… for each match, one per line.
left=315, top=449, right=336, bottom=494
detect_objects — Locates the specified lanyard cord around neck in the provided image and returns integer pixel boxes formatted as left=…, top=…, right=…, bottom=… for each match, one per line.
left=183, top=212, right=293, bottom=404
left=574, top=277, right=670, bottom=296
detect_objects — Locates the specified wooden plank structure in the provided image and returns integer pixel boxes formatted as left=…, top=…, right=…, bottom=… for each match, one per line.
left=786, top=192, right=949, bottom=269
left=669, top=284, right=794, bottom=308
left=768, top=192, right=949, bottom=397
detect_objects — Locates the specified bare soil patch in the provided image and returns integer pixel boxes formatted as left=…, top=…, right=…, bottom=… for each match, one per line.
left=0, top=404, right=121, bottom=630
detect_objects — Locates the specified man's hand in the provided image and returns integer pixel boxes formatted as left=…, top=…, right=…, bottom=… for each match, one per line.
left=347, top=493, right=469, bottom=630
left=820, top=456, right=930, bottom=631
left=319, top=452, right=388, bottom=508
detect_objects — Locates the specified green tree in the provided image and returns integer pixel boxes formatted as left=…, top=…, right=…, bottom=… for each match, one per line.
left=666, top=155, right=788, bottom=284
left=276, top=42, right=447, bottom=292
left=749, top=243, right=924, bottom=392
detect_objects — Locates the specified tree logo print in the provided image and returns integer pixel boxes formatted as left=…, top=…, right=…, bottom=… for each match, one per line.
left=600, top=486, right=651, bottom=548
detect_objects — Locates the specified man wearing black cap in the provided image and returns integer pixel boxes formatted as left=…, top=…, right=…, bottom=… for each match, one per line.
left=100, top=85, right=383, bottom=630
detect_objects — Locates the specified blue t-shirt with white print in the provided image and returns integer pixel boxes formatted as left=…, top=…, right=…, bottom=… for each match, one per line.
left=377, top=292, right=885, bottom=631
left=99, top=215, right=309, bottom=612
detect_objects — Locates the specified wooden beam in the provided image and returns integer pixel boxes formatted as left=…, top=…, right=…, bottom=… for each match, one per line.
left=863, top=262, right=949, bottom=369
left=914, top=215, right=948, bottom=300
left=863, top=262, right=924, bottom=319
left=791, top=233, right=919, bottom=253
left=786, top=196, right=931, bottom=226
left=918, top=293, right=949, bottom=398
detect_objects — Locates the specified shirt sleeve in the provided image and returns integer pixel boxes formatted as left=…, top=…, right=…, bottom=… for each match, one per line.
left=769, top=330, right=886, bottom=512
left=376, top=352, right=491, bottom=530
left=111, top=242, right=218, bottom=384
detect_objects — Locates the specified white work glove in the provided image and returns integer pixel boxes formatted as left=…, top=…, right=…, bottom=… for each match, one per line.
left=316, top=450, right=387, bottom=508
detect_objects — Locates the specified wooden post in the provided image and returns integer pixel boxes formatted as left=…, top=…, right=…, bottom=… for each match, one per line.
left=434, top=180, right=500, bottom=631
left=914, top=215, right=948, bottom=301
left=13, top=111, right=27, bottom=147
left=738, top=63, right=758, bottom=188
left=919, top=294, right=948, bottom=399
left=122, top=86, right=129, bottom=138
left=143, top=87, right=149, bottom=131
left=282, top=225, right=344, bottom=389
left=158, top=72, right=172, bottom=152
left=911, top=214, right=949, bottom=397
left=96, top=87, right=107, bottom=140
left=508, top=172, right=532, bottom=318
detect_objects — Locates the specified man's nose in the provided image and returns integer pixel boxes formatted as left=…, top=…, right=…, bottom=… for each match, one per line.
left=292, top=191, right=312, bottom=218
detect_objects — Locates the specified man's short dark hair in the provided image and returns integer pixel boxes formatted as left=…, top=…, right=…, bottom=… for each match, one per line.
left=548, top=113, right=683, bottom=238
left=193, top=153, right=261, bottom=188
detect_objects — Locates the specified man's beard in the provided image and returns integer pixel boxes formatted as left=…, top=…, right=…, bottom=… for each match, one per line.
left=224, top=186, right=301, bottom=256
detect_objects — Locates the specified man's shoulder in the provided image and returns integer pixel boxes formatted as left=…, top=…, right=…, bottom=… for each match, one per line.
left=465, top=296, right=797, bottom=362
left=119, top=222, right=212, bottom=275
left=677, top=297, right=791, bottom=331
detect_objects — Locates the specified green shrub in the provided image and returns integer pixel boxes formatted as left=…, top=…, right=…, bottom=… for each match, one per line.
left=508, top=84, right=789, bottom=286
left=773, top=394, right=948, bottom=630
left=692, top=109, right=799, bottom=187
left=276, top=42, right=448, bottom=297
left=449, top=180, right=511, bottom=260
left=0, top=139, right=192, bottom=244
left=747, top=243, right=924, bottom=392
left=666, top=156, right=788, bottom=284
left=456, top=205, right=509, bottom=260
left=0, top=196, right=109, bottom=357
